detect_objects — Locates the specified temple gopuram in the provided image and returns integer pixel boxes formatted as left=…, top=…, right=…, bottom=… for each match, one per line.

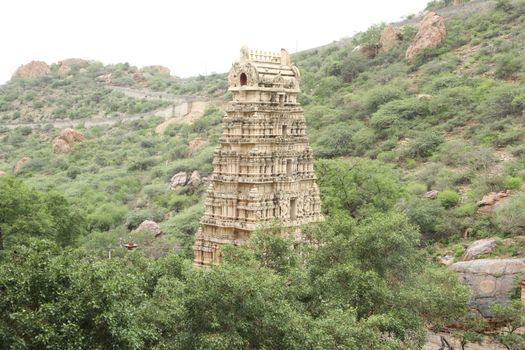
left=193, top=46, right=323, bottom=266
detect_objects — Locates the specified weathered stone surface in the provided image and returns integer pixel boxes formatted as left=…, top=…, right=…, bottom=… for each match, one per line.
left=12, top=61, right=50, bottom=79
left=169, top=172, right=189, bottom=189
left=193, top=47, right=323, bottom=266
left=0, top=170, right=7, bottom=177
left=352, top=44, right=379, bottom=58
left=417, top=93, right=432, bottom=101
left=187, top=171, right=202, bottom=188
left=406, top=12, right=446, bottom=63
left=58, top=58, right=89, bottom=77
left=450, top=258, right=525, bottom=316
left=461, top=238, right=497, bottom=261
left=52, top=128, right=85, bottom=154
left=477, top=190, right=513, bottom=213
left=439, top=252, right=455, bottom=266
left=379, top=25, right=401, bottom=53
left=424, top=190, right=439, bottom=199
left=14, top=157, right=31, bottom=173
left=96, top=73, right=112, bottom=83
left=134, top=220, right=162, bottom=238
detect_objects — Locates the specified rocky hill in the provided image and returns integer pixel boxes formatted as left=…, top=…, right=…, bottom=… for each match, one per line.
left=0, top=1, right=525, bottom=348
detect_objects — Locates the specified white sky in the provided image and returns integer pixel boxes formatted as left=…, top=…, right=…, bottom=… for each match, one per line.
left=0, top=0, right=429, bottom=84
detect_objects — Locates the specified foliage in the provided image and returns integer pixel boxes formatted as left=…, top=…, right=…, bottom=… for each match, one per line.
left=0, top=177, right=87, bottom=250
left=437, top=189, right=460, bottom=209
left=494, top=193, right=525, bottom=235
left=315, top=158, right=404, bottom=219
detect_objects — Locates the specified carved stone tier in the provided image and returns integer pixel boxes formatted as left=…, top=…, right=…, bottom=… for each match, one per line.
left=193, top=46, right=323, bottom=266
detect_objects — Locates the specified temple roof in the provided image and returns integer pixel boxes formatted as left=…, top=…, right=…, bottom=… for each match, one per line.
left=228, top=46, right=300, bottom=91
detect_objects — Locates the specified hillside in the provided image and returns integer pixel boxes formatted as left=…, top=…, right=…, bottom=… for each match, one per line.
left=1, top=0, right=525, bottom=348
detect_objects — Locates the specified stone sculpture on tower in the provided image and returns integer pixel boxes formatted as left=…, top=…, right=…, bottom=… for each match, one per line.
left=193, top=46, right=323, bottom=266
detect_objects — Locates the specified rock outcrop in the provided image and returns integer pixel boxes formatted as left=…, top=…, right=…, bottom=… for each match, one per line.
left=379, top=25, right=401, bottom=53
left=406, top=12, right=446, bottom=63
left=58, top=58, right=89, bottom=77
left=12, top=61, right=50, bottom=79
left=14, top=157, right=31, bottom=173
left=141, top=65, right=170, bottom=75
left=52, top=128, right=85, bottom=154
left=169, top=171, right=202, bottom=190
left=461, top=238, right=497, bottom=261
left=450, top=258, right=525, bottom=317
left=169, top=172, right=189, bottom=189
left=352, top=44, right=379, bottom=59
left=424, top=190, right=439, bottom=199
left=187, top=170, right=202, bottom=188
left=134, top=220, right=162, bottom=238
left=477, top=190, right=513, bottom=213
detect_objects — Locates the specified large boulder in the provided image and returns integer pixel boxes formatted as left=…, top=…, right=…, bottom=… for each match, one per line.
left=134, top=220, right=162, bottom=238
left=58, top=58, right=89, bottom=77
left=52, top=128, right=85, bottom=154
left=12, top=61, right=50, bottom=79
left=14, top=157, right=31, bottom=174
left=169, top=172, right=189, bottom=189
left=379, top=25, right=401, bottom=53
left=187, top=170, right=202, bottom=188
left=450, top=258, right=525, bottom=317
left=406, top=12, right=446, bottom=63
left=169, top=171, right=202, bottom=190
left=461, top=238, right=497, bottom=261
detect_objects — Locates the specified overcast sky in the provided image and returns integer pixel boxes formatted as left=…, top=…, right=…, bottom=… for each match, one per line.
left=0, top=0, right=430, bottom=84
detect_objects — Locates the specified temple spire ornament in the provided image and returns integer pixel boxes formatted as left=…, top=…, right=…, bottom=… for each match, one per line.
left=193, top=47, right=323, bottom=266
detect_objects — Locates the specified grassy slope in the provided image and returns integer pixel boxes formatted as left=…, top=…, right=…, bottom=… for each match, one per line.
left=0, top=0, right=524, bottom=259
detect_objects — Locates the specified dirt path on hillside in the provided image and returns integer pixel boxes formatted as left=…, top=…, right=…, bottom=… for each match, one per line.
left=2, top=88, right=224, bottom=130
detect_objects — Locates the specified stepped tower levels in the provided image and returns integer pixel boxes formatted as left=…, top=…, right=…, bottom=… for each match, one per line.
left=193, top=46, right=323, bottom=266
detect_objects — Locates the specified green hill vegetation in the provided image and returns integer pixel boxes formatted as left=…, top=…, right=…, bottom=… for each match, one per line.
left=1, top=0, right=525, bottom=348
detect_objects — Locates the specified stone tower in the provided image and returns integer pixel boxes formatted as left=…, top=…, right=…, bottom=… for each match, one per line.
left=193, top=46, right=323, bottom=266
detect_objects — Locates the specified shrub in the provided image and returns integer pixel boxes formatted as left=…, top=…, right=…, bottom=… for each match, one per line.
left=406, top=182, right=427, bottom=195
left=404, top=132, right=444, bottom=159
left=494, top=52, right=523, bottom=79
left=494, top=193, right=525, bottom=234
left=503, top=176, right=523, bottom=190
left=437, top=190, right=460, bottom=209
left=87, top=203, right=128, bottom=231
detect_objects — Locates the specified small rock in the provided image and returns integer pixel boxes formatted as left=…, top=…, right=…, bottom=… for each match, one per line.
left=169, top=172, right=189, bottom=189
left=14, top=157, right=31, bottom=174
left=134, top=220, right=162, bottom=238
left=461, top=239, right=497, bottom=261
left=0, top=171, right=7, bottom=177
left=417, top=94, right=432, bottom=100
left=424, top=190, right=439, bottom=199
left=439, top=253, right=455, bottom=266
